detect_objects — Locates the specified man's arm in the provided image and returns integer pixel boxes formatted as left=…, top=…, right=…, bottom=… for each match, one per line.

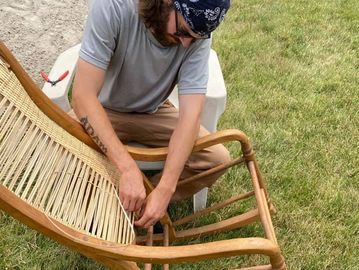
left=72, top=59, right=146, bottom=212
left=135, top=94, right=205, bottom=228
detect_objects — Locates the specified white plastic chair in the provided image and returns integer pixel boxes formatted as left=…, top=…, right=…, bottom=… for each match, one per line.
left=42, top=44, right=227, bottom=212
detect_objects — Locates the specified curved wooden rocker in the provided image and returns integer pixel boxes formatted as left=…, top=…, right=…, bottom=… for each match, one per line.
left=0, top=41, right=286, bottom=270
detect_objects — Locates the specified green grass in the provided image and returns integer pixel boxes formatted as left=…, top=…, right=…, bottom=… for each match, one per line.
left=1, top=0, right=359, bottom=269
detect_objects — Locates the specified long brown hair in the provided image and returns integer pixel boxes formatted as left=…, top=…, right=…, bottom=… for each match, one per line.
left=138, top=0, right=177, bottom=46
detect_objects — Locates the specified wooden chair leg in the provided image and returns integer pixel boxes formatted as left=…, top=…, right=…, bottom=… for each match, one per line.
left=144, top=226, right=154, bottom=270
left=163, top=224, right=170, bottom=270
left=270, top=253, right=286, bottom=270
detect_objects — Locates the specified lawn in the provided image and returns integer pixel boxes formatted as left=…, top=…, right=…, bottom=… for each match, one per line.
left=1, top=0, right=358, bottom=269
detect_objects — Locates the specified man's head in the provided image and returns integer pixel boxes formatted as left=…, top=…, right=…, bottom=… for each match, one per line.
left=139, top=0, right=231, bottom=47
left=173, top=0, right=231, bottom=38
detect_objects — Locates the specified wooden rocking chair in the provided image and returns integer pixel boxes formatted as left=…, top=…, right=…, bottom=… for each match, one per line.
left=0, top=41, right=286, bottom=270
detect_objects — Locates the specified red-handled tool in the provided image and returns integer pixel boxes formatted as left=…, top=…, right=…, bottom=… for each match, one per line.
left=40, top=70, right=69, bottom=86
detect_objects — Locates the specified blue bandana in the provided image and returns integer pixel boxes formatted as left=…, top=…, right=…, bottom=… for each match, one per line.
left=173, top=0, right=231, bottom=37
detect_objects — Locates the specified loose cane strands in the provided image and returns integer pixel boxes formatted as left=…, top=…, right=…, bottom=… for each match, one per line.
left=63, top=161, right=87, bottom=223
left=105, top=188, right=116, bottom=241
left=1, top=116, right=33, bottom=186
left=78, top=169, right=96, bottom=229
left=8, top=126, right=43, bottom=191
left=38, top=148, right=70, bottom=210
left=0, top=60, right=135, bottom=244
left=107, top=193, right=117, bottom=242
left=68, top=165, right=91, bottom=225
left=47, top=154, right=79, bottom=216
left=14, top=133, right=48, bottom=197
left=35, top=152, right=65, bottom=208
left=97, top=177, right=111, bottom=238
left=84, top=173, right=101, bottom=232
left=30, top=143, right=63, bottom=205
left=95, top=176, right=106, bottom=238
left=89, top=174, right=103, bottom=236
left=27, top=142, right=61, bottom=203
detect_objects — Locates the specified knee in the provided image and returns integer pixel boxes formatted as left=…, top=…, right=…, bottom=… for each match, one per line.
left=207, top=143, right=231, bottom=167
left=186, top=143, right=231, bottom=171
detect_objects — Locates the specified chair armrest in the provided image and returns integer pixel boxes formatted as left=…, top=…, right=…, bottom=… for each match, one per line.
left=127, top=129, right=251, bottom=161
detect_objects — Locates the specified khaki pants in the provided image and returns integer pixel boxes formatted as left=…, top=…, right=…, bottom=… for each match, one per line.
left=70, top=101, right=231, bottom=201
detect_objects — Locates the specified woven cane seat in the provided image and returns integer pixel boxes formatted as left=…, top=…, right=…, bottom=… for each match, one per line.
left=0, top=59, right=135, bottom=244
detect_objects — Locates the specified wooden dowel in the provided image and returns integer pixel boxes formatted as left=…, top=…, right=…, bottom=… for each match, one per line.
left=253, top=159, right=270, bottom=200
left=248, top=161, right=275, bottom=242
left=144, top=226, right=153, bottom=270
left=260, top=189, right=277, bottom=244
left=177, top=157, right=244, bottom=187
left=136, top=206, right=277, bottom=244
left=163, top=224, right=170, bottom=270
left=173, top=191, right=255, bottom=226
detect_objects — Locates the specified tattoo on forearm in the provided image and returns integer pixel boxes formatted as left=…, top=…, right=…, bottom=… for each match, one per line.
left=80, top=116, right=108, bottom=154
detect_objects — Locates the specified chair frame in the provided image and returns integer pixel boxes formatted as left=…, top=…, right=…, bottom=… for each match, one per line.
left=0, top=41, right=286, bottom=270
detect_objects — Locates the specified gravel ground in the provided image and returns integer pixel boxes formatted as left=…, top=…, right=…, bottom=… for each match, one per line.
left=0, top=0, right=88, bottom=85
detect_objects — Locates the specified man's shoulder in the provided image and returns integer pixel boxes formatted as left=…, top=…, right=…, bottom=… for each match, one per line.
left=110, top=0, right=137, bottom=13
left=95, top=0, right=137, bottom=19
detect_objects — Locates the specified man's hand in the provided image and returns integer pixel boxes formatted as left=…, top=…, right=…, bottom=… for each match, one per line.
left=119, top=167, right=146, bottom=212
left=134, top=185, right=173, bottom=228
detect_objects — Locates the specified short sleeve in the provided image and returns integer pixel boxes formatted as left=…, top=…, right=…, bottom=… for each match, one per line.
left=177, top=38, right=212, bottom=95
left=79, top=0, right=123, bottom=70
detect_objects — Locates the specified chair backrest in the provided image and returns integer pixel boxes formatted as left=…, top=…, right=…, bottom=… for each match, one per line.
left=0, top=53, right=135, bottom=245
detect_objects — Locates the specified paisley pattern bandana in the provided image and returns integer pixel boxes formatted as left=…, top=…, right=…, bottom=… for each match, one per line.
left=173, top=0, right=231, bottom=37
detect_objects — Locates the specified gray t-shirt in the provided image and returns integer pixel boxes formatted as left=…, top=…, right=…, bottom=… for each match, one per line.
left=79, top=0, right=211, bottom=113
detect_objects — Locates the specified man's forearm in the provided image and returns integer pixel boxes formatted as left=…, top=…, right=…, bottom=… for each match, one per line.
left=80, top=116, right=108, bottom=154
left=71, top=59, right=137, bottom=173
left=158, top=113, right=201, bottom=193
left=73, top=95, right=137, bottom=173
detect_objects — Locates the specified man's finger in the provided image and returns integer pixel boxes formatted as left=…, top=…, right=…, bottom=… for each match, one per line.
left=134, top=198, right=145, bottom=212
left=135, top=212, right=150, bottom=227
left=143, top=219, right=156, bottom=229
left=121, top=196, right=129, bottom=211
left=128, top=198, right=137, bottom=212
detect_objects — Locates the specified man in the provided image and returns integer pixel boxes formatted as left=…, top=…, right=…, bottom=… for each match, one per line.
left=72, top=0, right=231, bottom=228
